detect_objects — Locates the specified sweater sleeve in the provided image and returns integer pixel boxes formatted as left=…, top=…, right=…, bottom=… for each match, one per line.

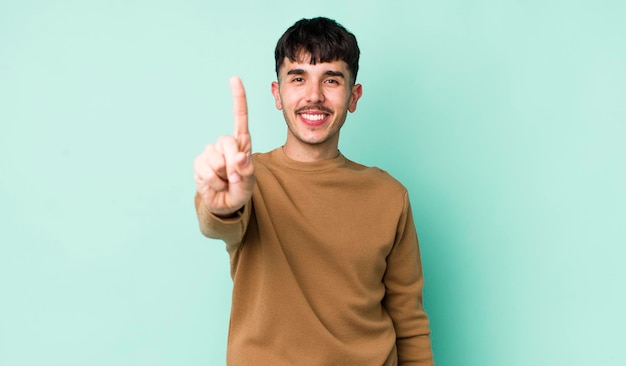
left=194, top=192, right=251, bottom=247
left=382, top=192, right=434, bottom=365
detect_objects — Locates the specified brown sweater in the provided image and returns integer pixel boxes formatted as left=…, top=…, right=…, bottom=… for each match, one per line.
left=196, top=148, right=434, bottom=365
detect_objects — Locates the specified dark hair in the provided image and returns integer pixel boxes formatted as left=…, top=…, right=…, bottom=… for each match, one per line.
left=274, top=17, right=360, bottom=84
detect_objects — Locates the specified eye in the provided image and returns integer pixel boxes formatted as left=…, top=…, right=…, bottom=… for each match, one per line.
left=324, top=78, right=342, bottom=86
left=292, top=77, right=304, bottom=83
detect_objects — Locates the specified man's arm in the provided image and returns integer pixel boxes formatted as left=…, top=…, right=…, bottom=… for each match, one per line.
left=194, top=191, right=251, bottom=246
left=193, top=76, right=255, bottom=217
left=193, top=77, right=255, bottom=240
left=383, top=192, right=434, bottom=365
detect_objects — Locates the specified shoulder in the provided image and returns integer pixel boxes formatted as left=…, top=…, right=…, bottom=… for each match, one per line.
left=251, top=150, right=271, bottom=163
left=250, top=150, right=275, bottom=171
left=343, top=157, right=408, bottom=196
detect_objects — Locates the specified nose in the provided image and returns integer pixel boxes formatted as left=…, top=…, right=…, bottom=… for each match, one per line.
left=305, top=82, right=325, bottom=103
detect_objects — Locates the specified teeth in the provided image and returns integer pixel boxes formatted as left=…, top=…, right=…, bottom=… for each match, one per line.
left=301, top=113, right=325, bottom=121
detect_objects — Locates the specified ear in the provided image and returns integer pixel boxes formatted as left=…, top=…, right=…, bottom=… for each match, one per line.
left=348, top=83, right=363, bottom=113
left=271, top=81, right=282, bottom=110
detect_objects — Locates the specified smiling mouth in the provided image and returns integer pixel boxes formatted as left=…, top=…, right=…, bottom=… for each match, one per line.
left=298, top=112, right=329, bottom=126
left=300, top=113, right=326, bottom=121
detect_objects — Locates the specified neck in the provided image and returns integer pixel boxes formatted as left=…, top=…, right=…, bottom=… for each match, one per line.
left=282, top=140, right=340, bottom=162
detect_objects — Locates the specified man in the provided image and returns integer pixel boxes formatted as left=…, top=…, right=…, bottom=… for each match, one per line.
left=194, top=17, right=434, bottom=365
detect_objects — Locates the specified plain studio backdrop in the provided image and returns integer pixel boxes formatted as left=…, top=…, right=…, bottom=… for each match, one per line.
left=1, top=1, right=624, bottom=365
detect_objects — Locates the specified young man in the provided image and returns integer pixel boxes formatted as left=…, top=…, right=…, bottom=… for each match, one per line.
left=194, top=17, right=434, bottom=365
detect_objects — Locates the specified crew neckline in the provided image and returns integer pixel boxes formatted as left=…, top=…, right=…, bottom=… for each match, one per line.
left=269, top=146, right=346, bottom=172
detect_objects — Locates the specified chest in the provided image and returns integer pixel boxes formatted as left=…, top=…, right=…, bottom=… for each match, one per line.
left=249, top=171, right=402, bottom=279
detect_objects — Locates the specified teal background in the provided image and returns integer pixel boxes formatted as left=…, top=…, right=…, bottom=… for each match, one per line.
left=1, top=0, right=624, bottom=365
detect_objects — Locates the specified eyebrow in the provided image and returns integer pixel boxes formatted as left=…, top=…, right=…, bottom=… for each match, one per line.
left=286, top=69, right=345, bottom=78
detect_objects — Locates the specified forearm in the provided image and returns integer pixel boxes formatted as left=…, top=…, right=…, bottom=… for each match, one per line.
left=395, top=319, right=434, bottom=365
left=386, top=280, right=434, bottom=365
left=195, top=191, right=249, bottom=246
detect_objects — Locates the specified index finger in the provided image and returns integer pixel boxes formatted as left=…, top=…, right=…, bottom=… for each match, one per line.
left=230, top=76, right=248, bottom=138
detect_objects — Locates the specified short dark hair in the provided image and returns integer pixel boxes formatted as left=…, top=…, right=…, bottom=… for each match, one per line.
left=274, top=17, right=360, bottom=84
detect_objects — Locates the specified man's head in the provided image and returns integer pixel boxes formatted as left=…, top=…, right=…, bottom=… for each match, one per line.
left=274, top=17, right=360, bottom=86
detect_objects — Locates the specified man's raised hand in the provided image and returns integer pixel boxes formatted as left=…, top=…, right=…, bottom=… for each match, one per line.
left=194, top=76, right=255, bottom=217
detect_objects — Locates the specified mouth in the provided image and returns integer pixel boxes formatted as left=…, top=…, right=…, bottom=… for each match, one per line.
left=297, top=109, right=332, bottom=126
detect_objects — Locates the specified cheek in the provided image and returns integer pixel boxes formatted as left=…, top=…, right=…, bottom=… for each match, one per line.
left=278, top=93, right=299, bottom=111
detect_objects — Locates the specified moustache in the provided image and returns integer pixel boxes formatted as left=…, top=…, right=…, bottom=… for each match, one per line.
left=295, top=105, right=334, bottom=114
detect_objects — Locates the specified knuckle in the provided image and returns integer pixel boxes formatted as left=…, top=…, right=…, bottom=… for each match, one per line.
left=207, top=153, right=226, bottom=171
left=217, top=135, right=235, bottom=146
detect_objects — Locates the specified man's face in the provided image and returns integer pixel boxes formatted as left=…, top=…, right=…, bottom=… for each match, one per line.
left=271, top=55, right=362, bottom=152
